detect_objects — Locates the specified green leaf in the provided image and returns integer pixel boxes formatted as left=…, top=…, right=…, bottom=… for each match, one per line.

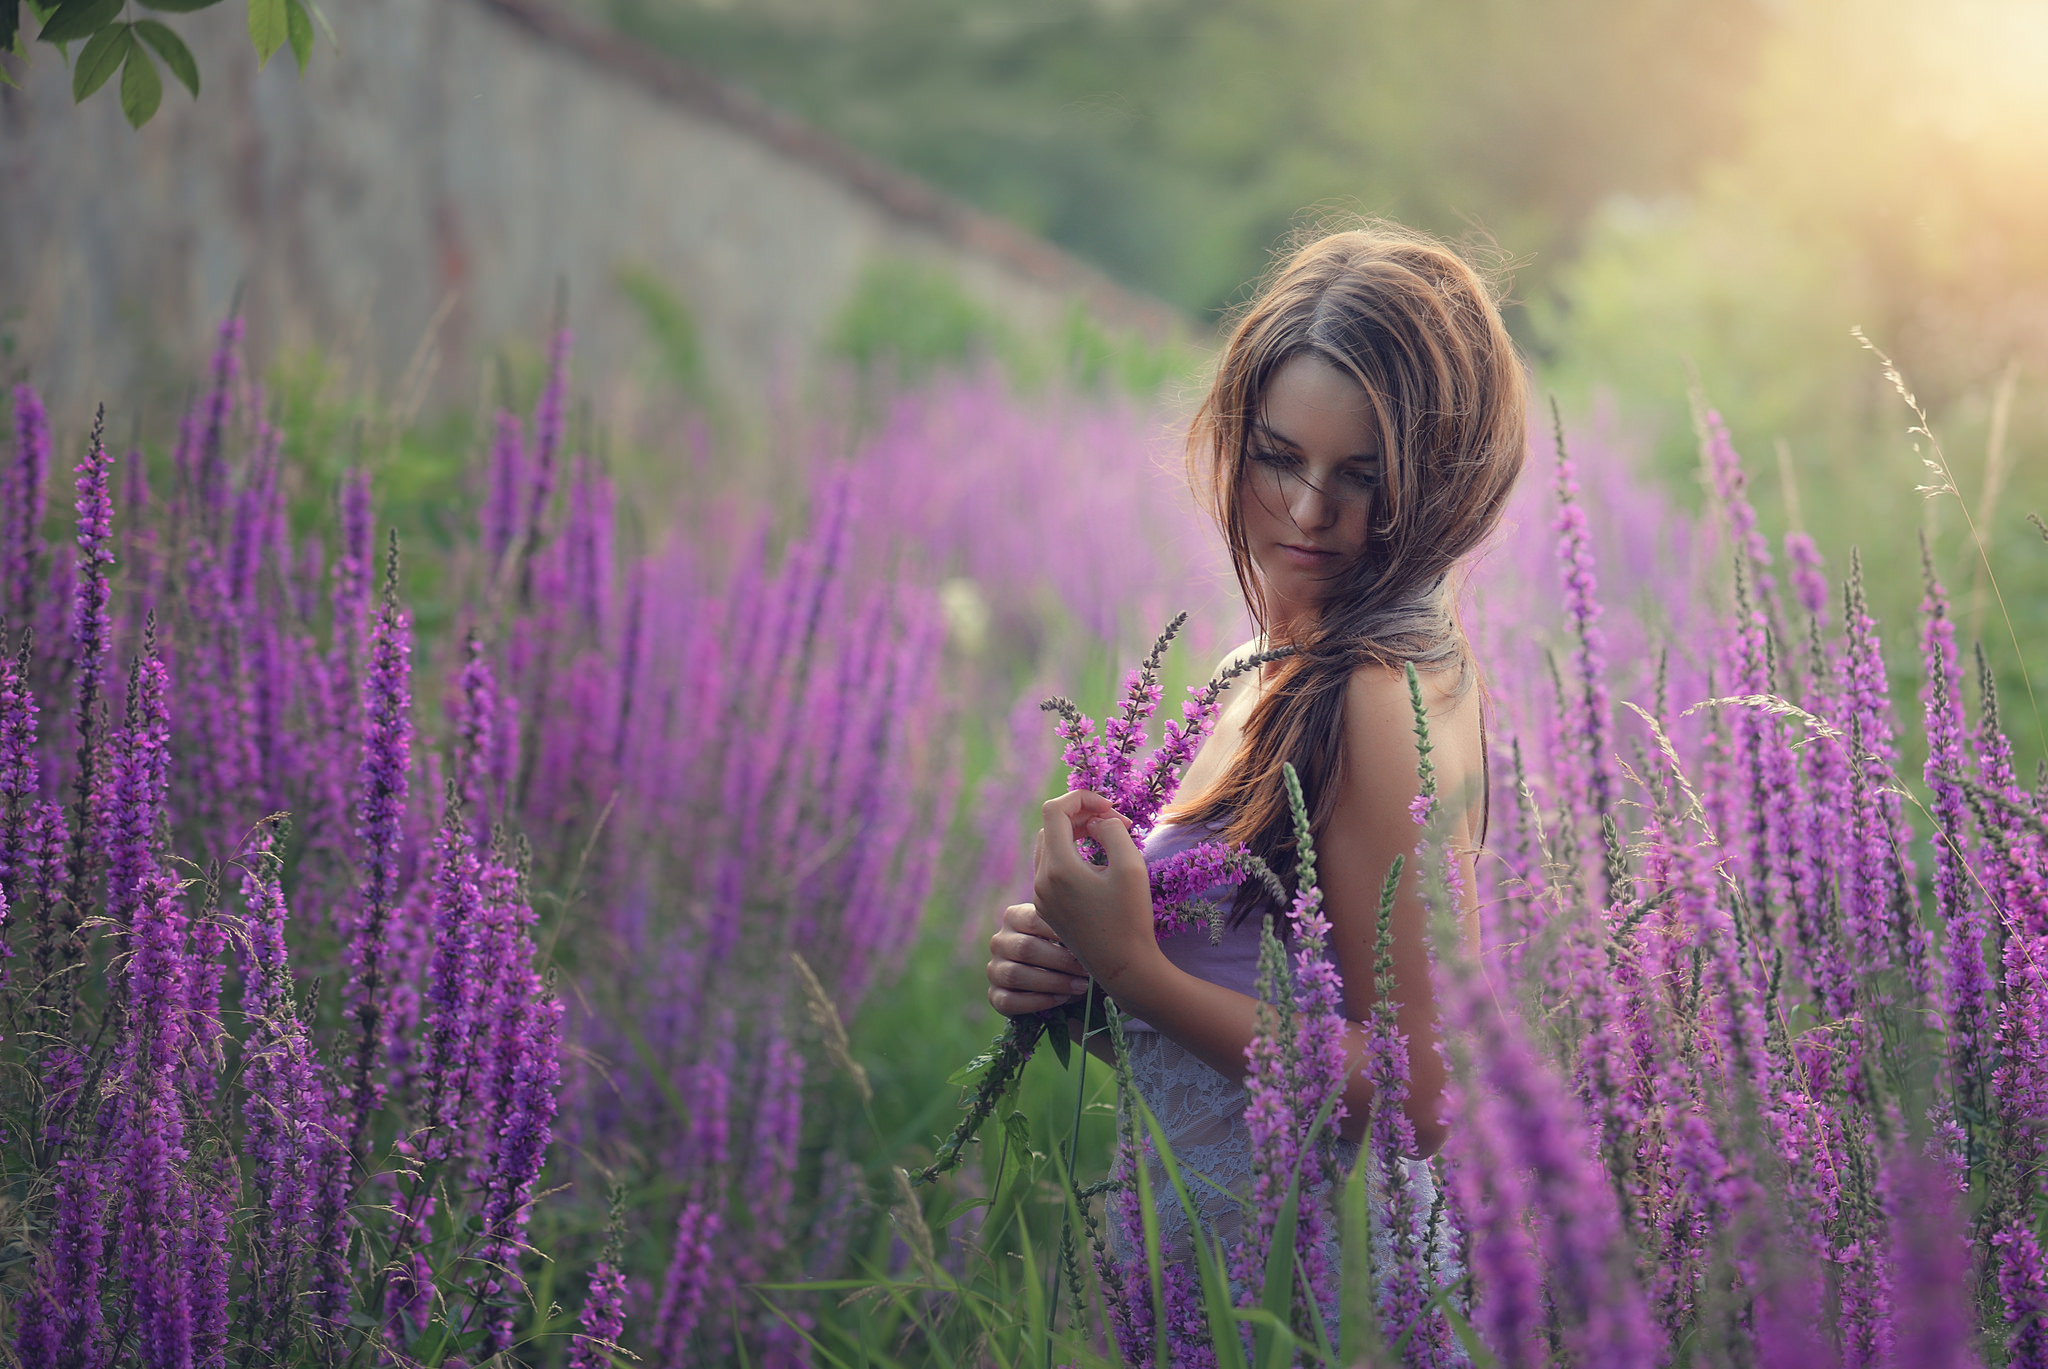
left=1134, top=1098, right=1248, bottom=1369
left=1045, top=1015, right=1071, bottom=1069
left=245, top=0, right=283, bottom=64
left=1254, top=1173, right=1301, bottom=1369
left=119, top=38, right=161, bottom=126
left=37, top=0, right=122, bottom=45
left=69, top=17, right=125, bottom=100
left=136, top=0, right=224, bottom=10
left=943, top=1051, right=994, bottom=1089
left=1, top=0, right=21, bottom=56
left=283, top=0, right=308, bottom=73
left=1339, top=1145, right=1386, bottom=1365
left=130, top=19, right=195, bottom=95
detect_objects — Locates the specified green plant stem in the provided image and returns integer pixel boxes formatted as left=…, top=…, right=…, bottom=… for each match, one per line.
left=911, top=1013, right=1046, bottom=1186
left=1046, top=978, right=1096, bottom=1358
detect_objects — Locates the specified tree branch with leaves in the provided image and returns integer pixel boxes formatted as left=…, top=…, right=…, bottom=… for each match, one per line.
left=2, top=0, right=326, bottom=128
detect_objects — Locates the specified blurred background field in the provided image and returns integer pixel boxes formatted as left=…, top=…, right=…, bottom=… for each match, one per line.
left=4, top=0, right=2048, bottom=1362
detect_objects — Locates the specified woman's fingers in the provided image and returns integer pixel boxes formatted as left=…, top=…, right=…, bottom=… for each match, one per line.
left=988, top=984, right=1075, bottom=1017
left=986, top=955, right=1091, bottom=998
left=989, top=926, right=1088, bottom=980
left=986, top=897, right=1090, bottom=1017
left=1033, top=791, right=1134, bottom=901
left=1001, top=901, right=1061, bottom=941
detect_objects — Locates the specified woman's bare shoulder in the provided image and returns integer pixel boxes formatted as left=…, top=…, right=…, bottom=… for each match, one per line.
left=1338, top=660, right=1484, bottom=831
left=1207, top=635, right=1268, bottom=696
left=1340, top=657, right=1471, bottom=709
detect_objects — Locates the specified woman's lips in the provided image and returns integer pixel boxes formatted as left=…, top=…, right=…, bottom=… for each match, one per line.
left=1277, top=542, right=1339, bottom=568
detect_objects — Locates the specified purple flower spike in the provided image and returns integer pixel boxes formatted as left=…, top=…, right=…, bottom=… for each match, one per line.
left=1230, top=763, right=1347, bottom=1326
left=520, top=327, right=574, bottom=586
left=475, top=980, right=562, bottom=1354
left=418, top=787, right=484, bottom=1162
left=653, top=1200, right=722, bottom=1363
left=1919, top=549, right=1992, bottom=1121
left=567, top=1260, right=628, bottom=1369
left=454, top=634, right=499, bottom=842
left=7, top=383, right=49, bottom=625
left=1700, top=407, right=1774, bottom=601
left=485, top=409, right=526, bottom=568
left=13, top=1154, right=109, bottom=1367
left=105, top=629, right=170, bottom=931
left=191, top=312, right=244, bottom=527
left=1881, top=1148, right=1977, bottom=1369
left=1995, top=1224, right=2048, bottom=1369
left=0, top=627, right=41, bottom=912
left=236, top=823, right=344, bottom=1355
left=1147, top=838, right=1272, bottom=940
left=345, top=531, right=413, bottom=1158
left=113, top=876, right=195, bottom=1369
left=1785, top=530, right=1829, bottom=620
left=1552, top=410, right=1611, bottom=824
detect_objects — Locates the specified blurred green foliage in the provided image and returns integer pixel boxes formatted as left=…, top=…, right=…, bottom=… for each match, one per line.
left=608, top=0, right=1767, bottom=324
left=615, top=260, right=709, bottom=401
left=826, top=256, right=1205, bottom=399
left=829, top=257, right=1014, bottom=386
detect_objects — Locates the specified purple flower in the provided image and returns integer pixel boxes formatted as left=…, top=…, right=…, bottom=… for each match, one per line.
left=0, top=628, right=43, bottom=979
left=567, top=453, right=615, bottom=639
left=1995, top=1224, right=2048, bottom=1369
left=1840, top=551, right=1927, bottom=992
left=453, top=633, right=499, bottom=841
left=417, top=789, right=485, bottom=1162
left=1919, top=549, right=1993, bottom=1121
left=344, top=531, right=413, bottom=1157
left=1229, top=763, right=1348, bottom=1324
left=1880, top=1148, right=1977, bottom=1369
left=519, top=327, right=574, bottom=591
left=178, top=539, right=260, bottom=855
left=7, top=382, right=49, bottom=625
left=475, top=981, right=562, bottom=1354
left=652, top=1200, right=723, bottom=1363
left=567, top=1260, right=628, bottom=1369
left=1700, top=407, right=1775, bottom=601
left=13, top=1154, right=109, bottom=1368
left=66, top=407, right=114, bottom=890
left=187, top=312, right=243, bottom=531
left=113, top=877, right=194, bottom=1369
left=484, top=409, right=526, bottom=568
left=1147, top=838, right=1267, bottom=940
left=236, top=823, right=344, bottom=1354
left=1785, top=530, right=1829, bottom=620
left=1552, top=414, right=1611, bottom=826
left=742, top=1035, right=805, bottom=1272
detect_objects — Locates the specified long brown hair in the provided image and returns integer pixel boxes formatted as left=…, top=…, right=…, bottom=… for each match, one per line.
left=1173, top=224, right=1527, bottom=923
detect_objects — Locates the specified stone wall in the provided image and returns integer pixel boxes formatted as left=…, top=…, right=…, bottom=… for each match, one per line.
left=0, top=0, right=1182, bottom=423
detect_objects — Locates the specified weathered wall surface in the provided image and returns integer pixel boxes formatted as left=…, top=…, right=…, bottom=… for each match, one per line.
left=0, top=0, right=1181, bottom=425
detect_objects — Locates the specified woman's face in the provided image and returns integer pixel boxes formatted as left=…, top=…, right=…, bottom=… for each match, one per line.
left=1237, top=352, right=1382, bottom=632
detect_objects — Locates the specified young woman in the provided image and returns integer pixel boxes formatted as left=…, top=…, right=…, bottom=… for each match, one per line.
left=983, top=225, right=1526, bottom=1254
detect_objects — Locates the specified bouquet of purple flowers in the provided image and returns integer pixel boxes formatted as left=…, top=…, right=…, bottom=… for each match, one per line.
left=912, top=615, right=1289, bottom=1185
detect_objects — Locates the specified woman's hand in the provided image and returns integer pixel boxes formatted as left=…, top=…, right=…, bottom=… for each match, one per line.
left=1029, top=790, right=1161, bottom=993
left=985, top=901, right=1093, bottom=1018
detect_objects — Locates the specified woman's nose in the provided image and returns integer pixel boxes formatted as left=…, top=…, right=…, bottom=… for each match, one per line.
left=1288, top=473, right=1340, bottom=530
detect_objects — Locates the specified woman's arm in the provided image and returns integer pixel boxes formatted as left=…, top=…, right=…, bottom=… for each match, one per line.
left=1031, top=666, right=1483, bottom=1152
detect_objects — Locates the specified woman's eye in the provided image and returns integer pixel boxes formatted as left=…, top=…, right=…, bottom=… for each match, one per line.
left=1248, top=448, right=1293, bottom=467
left=1347, top=467, right=1382, bottom=489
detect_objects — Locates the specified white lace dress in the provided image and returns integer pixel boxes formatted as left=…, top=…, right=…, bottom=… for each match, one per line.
left=1112, top=822, right=1460, bottom=1301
